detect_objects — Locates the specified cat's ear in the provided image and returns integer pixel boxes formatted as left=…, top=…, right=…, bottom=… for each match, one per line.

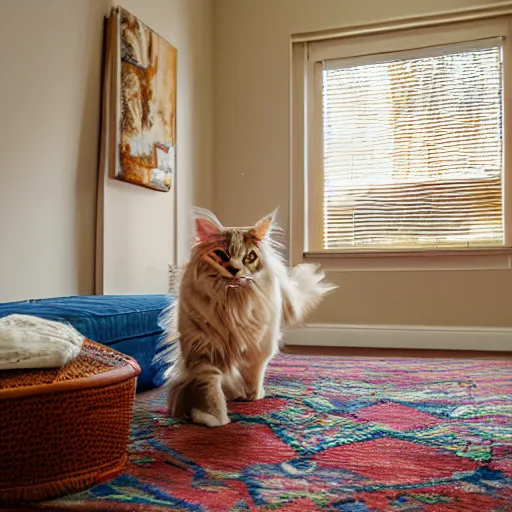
left=251, top=208, right=278, bottom=241
left=193, top=207, right=224, bottom=242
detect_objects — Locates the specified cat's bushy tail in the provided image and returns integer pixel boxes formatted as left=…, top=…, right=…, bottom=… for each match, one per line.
left=280, top=263, right=337, bottom=328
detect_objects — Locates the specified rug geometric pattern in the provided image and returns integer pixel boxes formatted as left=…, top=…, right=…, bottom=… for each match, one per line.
left=29, top=355, right=512, bottom=511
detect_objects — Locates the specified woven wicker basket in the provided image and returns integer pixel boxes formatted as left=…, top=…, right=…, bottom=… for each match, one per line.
left=0, top=339, right=141, bottom=505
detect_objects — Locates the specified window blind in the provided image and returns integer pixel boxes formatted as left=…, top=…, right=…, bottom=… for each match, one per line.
left=322, top=43, right=504, bottom=250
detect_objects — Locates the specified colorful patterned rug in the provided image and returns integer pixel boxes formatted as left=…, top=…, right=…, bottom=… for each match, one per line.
left=20, top=355, right=512, bottom=511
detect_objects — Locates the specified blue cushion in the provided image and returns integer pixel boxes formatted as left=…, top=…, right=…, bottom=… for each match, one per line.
left=0, top=295, right=172, bottom=391
left=109, top=333, right=164, bottom=391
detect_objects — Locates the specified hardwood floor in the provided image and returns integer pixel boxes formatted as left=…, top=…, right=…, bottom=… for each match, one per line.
left=283, top=345, right=512, bottom=360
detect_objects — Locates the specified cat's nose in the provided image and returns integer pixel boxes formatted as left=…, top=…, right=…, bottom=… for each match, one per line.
left=226, top=265, right=240, bottom=277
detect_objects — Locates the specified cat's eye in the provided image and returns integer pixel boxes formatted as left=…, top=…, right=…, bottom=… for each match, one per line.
left=213, top=249, right=230, bottom=262
left=245, top=250, right=257, bottom=263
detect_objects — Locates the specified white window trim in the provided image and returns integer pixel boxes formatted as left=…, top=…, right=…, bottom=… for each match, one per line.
left=290, top=7, right=512, bottom=271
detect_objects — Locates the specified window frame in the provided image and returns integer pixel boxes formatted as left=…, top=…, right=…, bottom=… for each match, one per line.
left=290, top=11, right=512, bottom=271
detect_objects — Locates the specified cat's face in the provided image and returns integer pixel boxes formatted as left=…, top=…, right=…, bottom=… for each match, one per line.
left=203, top=230, right=262, bottom=279
left=193, top=208, right=276, bottom=281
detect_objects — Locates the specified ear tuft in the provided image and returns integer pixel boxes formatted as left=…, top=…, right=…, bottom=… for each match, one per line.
left=193, top=207, right=224, bottom=242
left=250, top=208, right=278, bottom=241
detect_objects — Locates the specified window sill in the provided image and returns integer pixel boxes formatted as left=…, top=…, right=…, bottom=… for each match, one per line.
left=303, top=247, right=512, bottom=271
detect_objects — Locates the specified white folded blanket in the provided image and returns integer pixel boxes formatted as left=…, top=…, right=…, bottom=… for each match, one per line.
left=0, top=314, right=84, bottom=370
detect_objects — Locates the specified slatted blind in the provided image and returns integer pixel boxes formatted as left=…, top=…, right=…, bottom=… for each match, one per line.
left=322, top=43, right=504, bottom=250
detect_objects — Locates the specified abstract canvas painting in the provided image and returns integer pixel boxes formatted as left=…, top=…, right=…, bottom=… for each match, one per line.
left=102, top=7, right=177, bottom=192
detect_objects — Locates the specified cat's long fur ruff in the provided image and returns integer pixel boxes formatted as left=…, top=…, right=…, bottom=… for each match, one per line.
left=159, top=208, right=336, bottom=427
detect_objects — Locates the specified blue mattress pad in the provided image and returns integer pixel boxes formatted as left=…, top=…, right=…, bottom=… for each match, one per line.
left=0, top=294, right=173, bottom=391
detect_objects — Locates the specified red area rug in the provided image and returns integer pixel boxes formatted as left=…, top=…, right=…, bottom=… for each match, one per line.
left=20, top=355, right=512, bottom=511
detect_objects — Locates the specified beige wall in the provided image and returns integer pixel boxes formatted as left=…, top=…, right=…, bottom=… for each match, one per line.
left=213, top=0, right=512, bottom=328
left=0, top=0, right=212, bottom=302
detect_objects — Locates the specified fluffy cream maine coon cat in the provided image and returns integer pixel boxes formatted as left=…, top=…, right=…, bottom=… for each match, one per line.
left=161, top=207, right=336, bottom=427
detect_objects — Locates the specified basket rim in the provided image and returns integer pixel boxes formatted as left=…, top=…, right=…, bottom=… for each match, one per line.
left=0, top=344, right=141, bottom=401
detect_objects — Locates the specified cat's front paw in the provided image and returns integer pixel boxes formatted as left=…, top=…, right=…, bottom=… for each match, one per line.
left=191, top=409, right=230, bottom=427
left=256, top=386, right=266, bottom=400
left=247, top=386, right=265, bottom=401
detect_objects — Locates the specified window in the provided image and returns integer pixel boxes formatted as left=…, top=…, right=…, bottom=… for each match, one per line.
left=293, top=14, right=512, bottom=264
left=323, top=43, right=502, bottom=250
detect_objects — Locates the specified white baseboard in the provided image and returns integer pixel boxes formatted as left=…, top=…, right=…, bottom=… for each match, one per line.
left=283, top=323, right=512, bottom=352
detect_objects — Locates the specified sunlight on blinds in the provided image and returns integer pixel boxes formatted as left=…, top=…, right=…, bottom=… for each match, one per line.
left=322, top=45, right=504, bottom=250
